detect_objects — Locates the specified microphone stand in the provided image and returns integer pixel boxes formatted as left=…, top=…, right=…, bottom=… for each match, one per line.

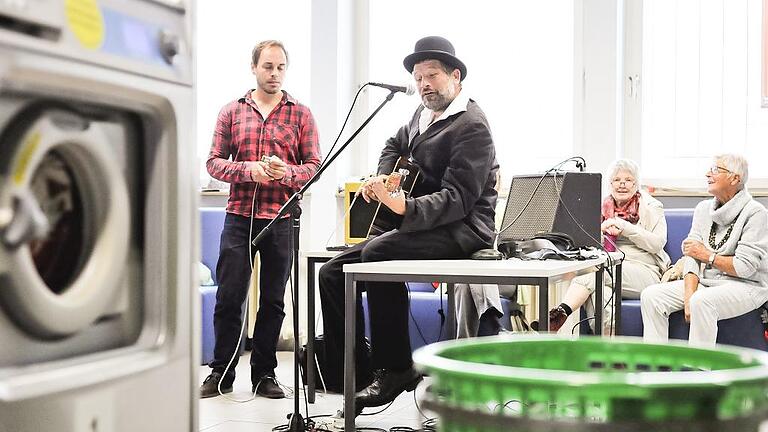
left=251, top=89, right=399, bottom=432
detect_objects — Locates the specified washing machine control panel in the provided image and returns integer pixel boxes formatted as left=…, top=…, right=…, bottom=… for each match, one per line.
left=0, top=0, right=191, bottom=84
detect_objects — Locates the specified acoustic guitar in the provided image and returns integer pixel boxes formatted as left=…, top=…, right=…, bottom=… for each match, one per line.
left=358, top=157, right=421, bottom=238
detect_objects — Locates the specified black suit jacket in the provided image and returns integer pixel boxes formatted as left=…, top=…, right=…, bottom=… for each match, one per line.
left=378, top=99, right=499, bottom=254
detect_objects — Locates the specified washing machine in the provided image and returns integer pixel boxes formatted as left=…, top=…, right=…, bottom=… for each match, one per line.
left=0, top=0, right=196, bottom=431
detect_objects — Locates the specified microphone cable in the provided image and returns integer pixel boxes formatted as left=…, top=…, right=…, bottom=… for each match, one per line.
left=549, top=168, right=626, bottom=336
left=214, top=184, right=260, bottom=403
left=317, top=84, right=370, bottom=171
left=318, top=83, right=380, bottom=249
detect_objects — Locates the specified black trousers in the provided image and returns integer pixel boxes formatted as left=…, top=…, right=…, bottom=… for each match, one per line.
left=318, top=226, right=465, bottom=383
left=211, top=213, right=291, bottom=385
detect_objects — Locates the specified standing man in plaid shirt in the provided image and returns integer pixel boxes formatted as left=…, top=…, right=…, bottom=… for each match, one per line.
left=201, top=40, right=321, bottom=399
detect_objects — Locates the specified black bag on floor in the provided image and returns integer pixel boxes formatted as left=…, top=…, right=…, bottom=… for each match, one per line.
left=299, top=334, right=372, bottom=393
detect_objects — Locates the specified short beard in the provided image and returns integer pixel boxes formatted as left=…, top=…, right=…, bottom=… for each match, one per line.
left=423, top=85, right=456, bottom=112
left=424, top=97, right=450, bottom=112
left=260, top=86, right=280, bottom=95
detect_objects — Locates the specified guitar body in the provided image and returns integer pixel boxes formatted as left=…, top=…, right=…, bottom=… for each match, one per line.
left=358, top=157, right=420, bottom=238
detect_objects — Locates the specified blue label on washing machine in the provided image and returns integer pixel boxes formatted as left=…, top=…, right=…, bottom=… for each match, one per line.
left=100, top=8, right=169, bottom=68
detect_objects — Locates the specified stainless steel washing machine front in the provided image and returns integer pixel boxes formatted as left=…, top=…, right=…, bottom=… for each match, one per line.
left=0, top=0, right=196, bottom=430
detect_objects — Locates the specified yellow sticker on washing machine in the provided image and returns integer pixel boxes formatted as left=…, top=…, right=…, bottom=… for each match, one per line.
left=13, top=132, right=40, bottom=185
left=65, top=0, right=105, bottom=50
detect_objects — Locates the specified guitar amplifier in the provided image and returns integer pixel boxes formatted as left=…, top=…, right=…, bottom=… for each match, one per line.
left=498, top=172, right=602, bottom=249
left=344, top=182, right=377, bottom=244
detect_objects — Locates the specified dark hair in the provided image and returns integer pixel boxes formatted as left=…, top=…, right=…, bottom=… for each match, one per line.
left=417, top=58, right=460, bottom=79
left=436, top=59, right=458, bottom=77
left=251, top=40, right=289, bottom=66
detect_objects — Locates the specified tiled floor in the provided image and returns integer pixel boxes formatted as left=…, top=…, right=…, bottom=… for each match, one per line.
left=199, top=351, right=434, bottom=431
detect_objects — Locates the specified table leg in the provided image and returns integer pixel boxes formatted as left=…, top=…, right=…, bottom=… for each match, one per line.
left=344, top=272, right=356, bottom=432
left=594, top=266, right=605, bottom=336
left=615, top=261, right=623, bottom=335
left=446, top=282, right=456, bottom=339
left=539, top=278, right=549, bottom=331
left=307, top=259, right=316, bottom=403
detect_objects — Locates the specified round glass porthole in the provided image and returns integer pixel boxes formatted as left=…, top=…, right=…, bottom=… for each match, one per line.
left=28, top=150, right=87, bottom=294
left=0, top=107, right=130, bottom=339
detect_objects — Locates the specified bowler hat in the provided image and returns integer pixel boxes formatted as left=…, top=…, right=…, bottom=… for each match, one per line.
left=403, top=36, right=467, bottom=81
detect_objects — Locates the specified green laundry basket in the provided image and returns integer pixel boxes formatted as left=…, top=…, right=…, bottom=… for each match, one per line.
left=412, top=335, right=768, bottom=432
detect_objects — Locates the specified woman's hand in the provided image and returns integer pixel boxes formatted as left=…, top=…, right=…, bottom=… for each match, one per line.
left=682, top=239, right=710, bottom=262
left=601, top=218, right=622, bottom=237
left=683, top=273, right=699, bottom=323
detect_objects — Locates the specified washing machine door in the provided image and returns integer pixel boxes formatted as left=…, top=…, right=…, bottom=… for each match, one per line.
left=0, top=104, right=130, bottom=339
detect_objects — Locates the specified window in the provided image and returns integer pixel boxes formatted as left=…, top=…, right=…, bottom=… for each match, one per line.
left=366, top=1, right=575, bottom=186
left=639, top=0, right=768, bottom=185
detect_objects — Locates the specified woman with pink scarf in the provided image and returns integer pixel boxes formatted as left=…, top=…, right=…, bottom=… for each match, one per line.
left=548, top=159, right=671, bottom=334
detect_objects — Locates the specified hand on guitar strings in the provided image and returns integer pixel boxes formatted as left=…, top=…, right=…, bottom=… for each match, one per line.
left=370, top=178, right=406, bottom=215
left=357, top=174, right=388, bottom=203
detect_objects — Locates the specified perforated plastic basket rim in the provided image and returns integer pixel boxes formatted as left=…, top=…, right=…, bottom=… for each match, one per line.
left=412, top=334, right=768, bottom=388
left=420, top=397, right=768, bottom=431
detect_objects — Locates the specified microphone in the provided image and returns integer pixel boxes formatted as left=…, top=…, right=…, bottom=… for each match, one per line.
left=367, top=82, right=416, bottom=96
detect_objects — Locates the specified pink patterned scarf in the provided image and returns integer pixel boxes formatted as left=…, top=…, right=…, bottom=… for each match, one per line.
left=601, top=192, right=641, bottom=224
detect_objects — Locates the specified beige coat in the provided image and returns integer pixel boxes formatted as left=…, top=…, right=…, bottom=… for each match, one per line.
left=612, top=191, right=671, bottom=273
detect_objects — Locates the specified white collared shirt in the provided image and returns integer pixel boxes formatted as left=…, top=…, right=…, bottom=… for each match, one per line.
left=418, top=89, right=470, bottom=135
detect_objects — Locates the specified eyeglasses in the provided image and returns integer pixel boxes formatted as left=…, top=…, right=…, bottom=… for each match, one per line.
left=708, top=165, right=732, bottom=175
left=611, top=179, right=635, bottom=186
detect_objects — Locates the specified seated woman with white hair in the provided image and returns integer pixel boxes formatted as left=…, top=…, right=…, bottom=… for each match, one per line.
left=548, top=159, right=670, bottom=334
left=641, top=153, right=768, bottom=346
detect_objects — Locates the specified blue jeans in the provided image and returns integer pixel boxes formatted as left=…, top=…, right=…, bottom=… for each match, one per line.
left=210, top=213, right=291, bottom=386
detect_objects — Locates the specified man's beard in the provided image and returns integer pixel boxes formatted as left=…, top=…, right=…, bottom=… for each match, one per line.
left=258, top=79, right=281, bottom=95
left=261, top=86, right=280, bottom=95
left=423, top=87, right=455, bottom=112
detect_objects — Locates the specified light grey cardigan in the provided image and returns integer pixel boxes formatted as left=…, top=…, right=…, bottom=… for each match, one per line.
left=682, top=189, right=768, bottom=286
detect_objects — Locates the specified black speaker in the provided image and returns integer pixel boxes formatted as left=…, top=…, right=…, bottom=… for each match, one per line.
left=498, top=172, right=601, bottom=249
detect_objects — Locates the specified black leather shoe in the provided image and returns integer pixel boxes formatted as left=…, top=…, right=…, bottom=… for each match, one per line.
left=200, top=372, right=233, bottom=399
left=355, top=367, right=422, bottom=408
left=253, top=374, right=285, bottom=399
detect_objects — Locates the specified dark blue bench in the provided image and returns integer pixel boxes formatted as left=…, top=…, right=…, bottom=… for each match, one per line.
left=200, top=207, right=226, bottom=365
left=620, top=208, right=767, bottom=350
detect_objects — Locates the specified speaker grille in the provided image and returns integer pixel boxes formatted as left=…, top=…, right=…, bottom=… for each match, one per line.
left=499, top=175, right=563, bottom=243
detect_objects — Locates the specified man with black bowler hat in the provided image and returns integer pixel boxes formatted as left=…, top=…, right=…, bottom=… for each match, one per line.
left=318, top=35, right=499, bottom=413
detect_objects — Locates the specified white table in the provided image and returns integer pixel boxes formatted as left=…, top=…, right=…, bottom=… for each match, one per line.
left=340, top=255, right=619, bottom=430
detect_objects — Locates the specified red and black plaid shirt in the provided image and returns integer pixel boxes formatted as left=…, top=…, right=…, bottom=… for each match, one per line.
left=207, top=90, right=321, bottom=218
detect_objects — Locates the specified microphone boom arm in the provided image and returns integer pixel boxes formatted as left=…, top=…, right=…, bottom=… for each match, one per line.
left=251, top=89, right=398, bottom=246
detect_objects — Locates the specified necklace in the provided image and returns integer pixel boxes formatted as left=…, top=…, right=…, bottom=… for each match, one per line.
left=709, top=222, right=734, bottom=250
